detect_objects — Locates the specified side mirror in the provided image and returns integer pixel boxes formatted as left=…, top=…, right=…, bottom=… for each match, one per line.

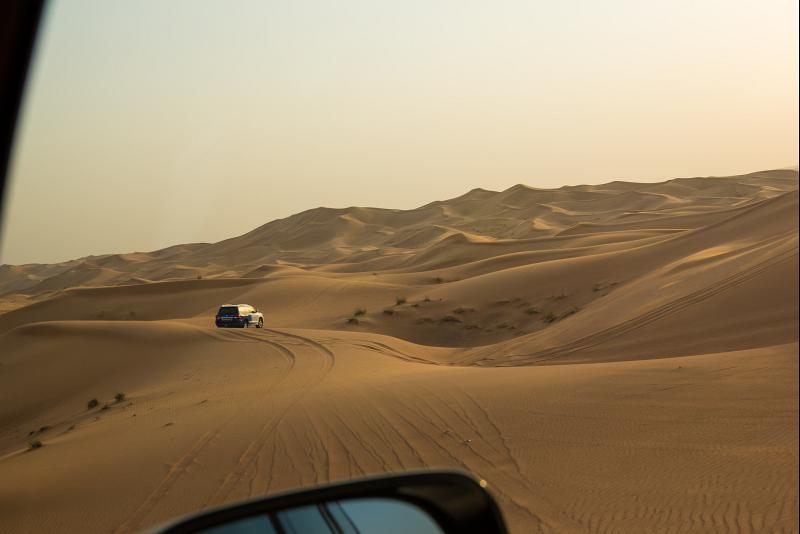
left=148, top=470, right=507, bottom=534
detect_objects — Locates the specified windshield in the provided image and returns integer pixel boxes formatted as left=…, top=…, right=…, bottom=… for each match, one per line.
left=0, top=1, right=797, bottom=534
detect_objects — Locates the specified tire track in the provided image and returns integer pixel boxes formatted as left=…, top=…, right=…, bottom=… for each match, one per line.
left=114, top=330, right=295, bottom=533
left=114, top=430, right=220, bottom=533
left=204, top=328, right=335, bottom=507
left=262, top=327, right=336, bottom=376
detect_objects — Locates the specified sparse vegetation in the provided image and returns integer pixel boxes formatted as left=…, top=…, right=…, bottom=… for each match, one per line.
left=525, top=307, right=540, bottom=315
left=422, top=296, right=431, bottom=302
left=114, top=392, right=126, bottom=403
left=100, top=404, right=110, bottom=411
left=28, top=440, right=43, bottom=451
left=347, top=317, right=359, bottom=325
left=434, top=276, right=444, bottom=284
left=550, top=293, right=567, bottom=300
left=560, top=307, right=580, bottom=319
left=453, top=307, right=474, bottom=314
left=382, top=309, right=394, bottom=316
left=494, top=299, right=512, bottom=305
left=543, top=311, right=558, bottom=324
left=594, top=281, right=619, bottom=292
left=415, top=317, right=435, bottom=324
left=87, top=398, right=99, bottom=410
left=464, top=324, right=481, bottom=330
left=353, top=308, right=367, bottom=317
left=440, top=315, right=462, bottom=323
left=395, top=296, right=406, bottom=306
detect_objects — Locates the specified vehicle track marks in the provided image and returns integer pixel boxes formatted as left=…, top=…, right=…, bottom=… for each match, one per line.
left=114, top=430, right=219, bottom=534
left=204, top=328, right=336, bottom=507
left=115, top=329, right=296, bottom=532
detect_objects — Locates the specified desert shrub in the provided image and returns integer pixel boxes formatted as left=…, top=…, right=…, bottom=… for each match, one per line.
left=28, top=440, right=43, bottom=451
left=382, top=309, right=394, bottom=316
left=464, top=324, right=481, bottom=330
left=525, top=307, right=540, bottom=315
left=346, top=317, right=359, bottom=325
left=114, top=392, right=126, bottom=403
left=395, top=296, right=406, bottom=306
left=453, top=307, right=474, bottom=314
left=593, top=283, right=602, bottom=292
left=440, top=315, right=462, bottom=323
left=560, top=307, right=580, bottom=319
left=87, top=398, right=99, bottom=410
left=100, top=404, right=110, bottom=411
left=353, top=308, right=366, bottom=317
left=422, top=296, right=431, bottom=302
left=434, top=276, right=444, bottom=284
left=494, top=299, right=511, bottom=305
left=415, top=317, right=435, bottom=324
left=550, top=294, right=567, bottom=300
left=543, top=311, right=558, bottom=324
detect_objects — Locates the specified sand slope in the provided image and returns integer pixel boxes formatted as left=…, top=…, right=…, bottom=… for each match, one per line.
left=0, top=170, right=797, bottom=533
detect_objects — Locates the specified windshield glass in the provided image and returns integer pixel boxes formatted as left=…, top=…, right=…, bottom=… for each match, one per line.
left=0, top=1, right=797, bottom=534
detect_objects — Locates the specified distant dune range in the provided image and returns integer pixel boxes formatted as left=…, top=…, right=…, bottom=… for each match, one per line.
left=0, top=169, right=797, bottom=533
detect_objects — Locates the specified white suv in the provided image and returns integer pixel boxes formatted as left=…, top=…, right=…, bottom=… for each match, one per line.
left=215, top=304, right=264, bottom=328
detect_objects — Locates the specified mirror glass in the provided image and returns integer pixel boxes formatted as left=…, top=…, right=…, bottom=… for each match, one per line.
left=198, top=497, right=444, bottom=534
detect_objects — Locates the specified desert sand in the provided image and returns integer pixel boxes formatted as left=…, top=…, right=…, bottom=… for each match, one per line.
left=0, top=169, right=797, bottom=533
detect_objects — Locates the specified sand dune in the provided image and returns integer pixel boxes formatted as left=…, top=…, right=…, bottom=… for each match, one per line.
left=0, top=170, right=797, bottom=533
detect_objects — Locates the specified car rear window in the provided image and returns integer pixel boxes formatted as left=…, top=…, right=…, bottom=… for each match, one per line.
left=218, top=306, right=239, bottom=316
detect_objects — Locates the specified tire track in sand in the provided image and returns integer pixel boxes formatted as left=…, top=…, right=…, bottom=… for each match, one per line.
left=114, top=329, right=295, bottom=533
left=203, top=328, right=335, bottom=507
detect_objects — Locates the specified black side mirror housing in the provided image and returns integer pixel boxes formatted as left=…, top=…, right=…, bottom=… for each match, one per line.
left=147, top=470, right=507, bottom=534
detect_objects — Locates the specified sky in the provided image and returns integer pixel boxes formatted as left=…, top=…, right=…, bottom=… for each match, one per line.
left=1, top=0, right=797, bottom=265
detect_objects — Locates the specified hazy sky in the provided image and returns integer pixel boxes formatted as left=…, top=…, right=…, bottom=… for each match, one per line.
left=1, top=0, right=797, bottom=265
